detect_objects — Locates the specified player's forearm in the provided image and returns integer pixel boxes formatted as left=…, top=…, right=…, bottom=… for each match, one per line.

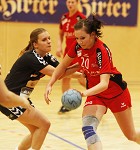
left=61, top=70, right=83, bottom=79
left=48, top=65, right=65, bottom=86
left=60, top=65, right=79, bottom=79
left=82, top=80, right=108, bottom=97
left=69, top=72, right=83, bottom=79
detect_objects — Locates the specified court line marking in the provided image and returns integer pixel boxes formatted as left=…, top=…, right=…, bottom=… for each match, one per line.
left=48, top=131, right=86, bottom=150
left=0, top=129, right=86, bottom=150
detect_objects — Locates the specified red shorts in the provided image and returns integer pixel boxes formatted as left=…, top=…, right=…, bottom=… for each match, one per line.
left=84, top=88, right=132, bottom=113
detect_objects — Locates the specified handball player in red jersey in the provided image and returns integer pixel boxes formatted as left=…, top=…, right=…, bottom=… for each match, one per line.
left=45, top=15, right=140, bottom=150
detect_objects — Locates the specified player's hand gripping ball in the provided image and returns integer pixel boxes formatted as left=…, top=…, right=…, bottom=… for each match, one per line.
left=61, top=89, right=82, bottom=110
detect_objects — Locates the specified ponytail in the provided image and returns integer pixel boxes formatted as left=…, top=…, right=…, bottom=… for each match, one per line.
left=92, top=13, right=103, bottom=37
left=18, top=41, right=33, bottom=57
left=74, top=13, right=103, bottom=38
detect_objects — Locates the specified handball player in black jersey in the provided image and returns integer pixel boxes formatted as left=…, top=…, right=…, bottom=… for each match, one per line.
left=0, top=28, right=82, bottom=150
left=0, top=28, right=56, bottom=150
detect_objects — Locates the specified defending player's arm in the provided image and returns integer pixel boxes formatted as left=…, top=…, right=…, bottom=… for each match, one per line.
left=39, top=54, right=82, bottom=79
left=40, top=62, right=83, bottom=80
left=40, top=65, right=56, bottom=77
left=49, top=54, right=74, bottom=84
left=59, top=62, right=84, bottom=79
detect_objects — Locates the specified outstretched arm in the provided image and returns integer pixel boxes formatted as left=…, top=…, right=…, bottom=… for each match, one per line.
left=44, top=54, right=74, bottom=104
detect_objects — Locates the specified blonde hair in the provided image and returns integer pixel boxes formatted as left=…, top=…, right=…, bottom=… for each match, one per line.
left=19, top=28, right=47, bottom=57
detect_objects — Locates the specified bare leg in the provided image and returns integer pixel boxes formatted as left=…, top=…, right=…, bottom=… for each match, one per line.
left=58, top=77, right=72, bottom=113
left=17, top=124, right=36, bottom=149
left=82, top=105, right=107, bottom=150
left=114, top=108, right=140, bottom=144
left=17, top=107, right=50, bottom=150
left=62, top=77, right=71, bottom=93
left=77, top=78, right=86, bottom=87
left=18, top=134, right=32, bottom=149
left=62, top=76, right=86, bottom=92
left=88, top=142, right=102, bottom=150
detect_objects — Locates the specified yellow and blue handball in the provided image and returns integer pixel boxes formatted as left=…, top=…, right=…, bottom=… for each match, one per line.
left=61, top=89, right=82, bottom=110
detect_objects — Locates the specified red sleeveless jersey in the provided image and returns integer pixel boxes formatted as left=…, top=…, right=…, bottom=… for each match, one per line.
left=67, top=38, right=127, bottom=99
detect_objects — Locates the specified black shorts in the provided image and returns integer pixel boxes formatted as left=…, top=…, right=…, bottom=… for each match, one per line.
left=0, top=99, right=34, bottom=120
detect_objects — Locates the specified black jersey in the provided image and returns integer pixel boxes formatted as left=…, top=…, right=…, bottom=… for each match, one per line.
left=5, top=50, right=59, bottom=96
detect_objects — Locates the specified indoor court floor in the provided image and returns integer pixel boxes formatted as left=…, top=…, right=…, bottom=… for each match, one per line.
left=0, top=79, right=140, bottom=150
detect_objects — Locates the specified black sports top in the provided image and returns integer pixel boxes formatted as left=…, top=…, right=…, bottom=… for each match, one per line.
left=5, top=50, right=59, bottom=96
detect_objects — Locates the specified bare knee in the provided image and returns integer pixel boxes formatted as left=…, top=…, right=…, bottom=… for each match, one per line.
left=42, top=119, right=51, bottom=132
left=125, top=133, right=137, bottom=142
left=47, top=120, right=51, bottom=129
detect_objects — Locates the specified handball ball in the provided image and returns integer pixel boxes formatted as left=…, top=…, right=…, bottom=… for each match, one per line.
left=61, top=89, right=82, bottom=110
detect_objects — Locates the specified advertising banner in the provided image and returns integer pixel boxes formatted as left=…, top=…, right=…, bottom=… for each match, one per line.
left=0, top=0, right=138, bottom=26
